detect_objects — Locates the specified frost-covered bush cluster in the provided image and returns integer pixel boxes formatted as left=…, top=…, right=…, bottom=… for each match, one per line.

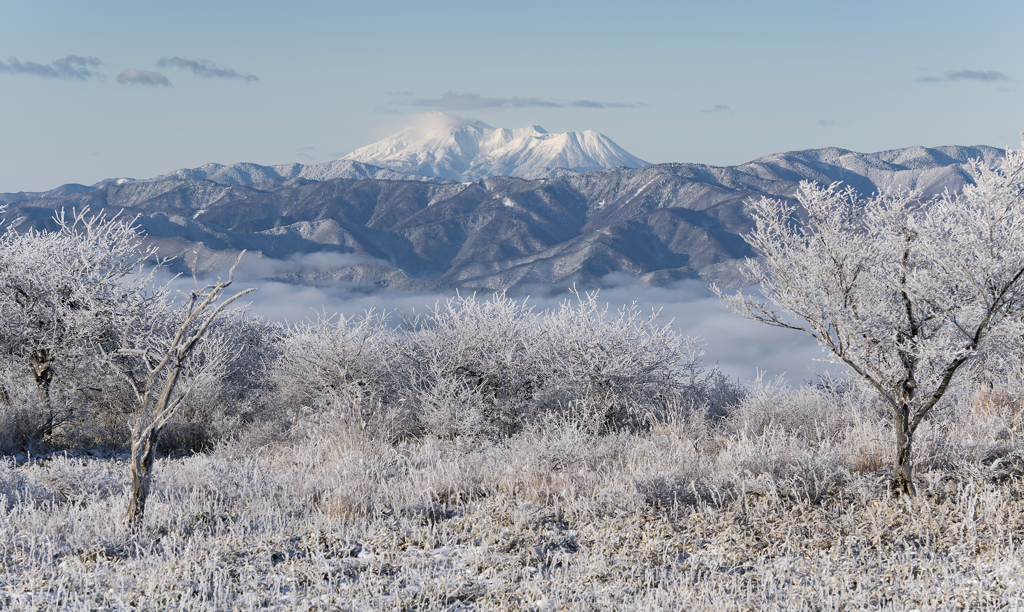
left=274, top=291, right=711, bottom=441
left=0, top=208, right=280, bottom=457
left=0, top=205, right=721, bottom=456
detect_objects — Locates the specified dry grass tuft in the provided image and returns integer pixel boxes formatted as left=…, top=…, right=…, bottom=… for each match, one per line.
left=972, top=387, right=1024, bottom=432
left=846, top=444, right=887, bottom=473
left=320, top=491, right=375, bottom=521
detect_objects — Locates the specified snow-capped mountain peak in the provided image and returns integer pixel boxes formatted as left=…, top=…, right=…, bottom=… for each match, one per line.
left=342, top=113, right=648, bottom=181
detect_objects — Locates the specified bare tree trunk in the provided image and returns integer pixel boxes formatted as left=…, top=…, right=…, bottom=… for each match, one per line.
left=29, top=349, right=55, bottom=437
left=28, top=349, right=54, bottom=397
left=126, top=425, right=161, bottom=530
left=126, top=364, right=181, bottom=531
left=119, top=252, right=254, bottom=531
left=892, top=404, right=916, bottom=496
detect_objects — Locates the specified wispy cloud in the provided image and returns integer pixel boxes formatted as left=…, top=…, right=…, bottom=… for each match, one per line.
left=157, top=57, right=258, bottom=83
left=0, top=55, right=102, bottom=80
left=917, top=69, right=1010, bottom=83
left=701, top=104, right=731, bottom=114
left=409, top=92, right=559, bottom=110
left=568, top=100, right=639, bottom=109
left=399, top=91, right=638, bottom=111
left=117, top=69, right=172, bottom=87
left=817, top=119, right=836, bottom=127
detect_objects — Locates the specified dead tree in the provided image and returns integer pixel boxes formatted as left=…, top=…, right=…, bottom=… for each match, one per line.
left=119, top=252, right=254, bottom=530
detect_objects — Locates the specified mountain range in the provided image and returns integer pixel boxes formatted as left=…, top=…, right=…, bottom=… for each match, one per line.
left=0, top=118, right=1004, bottom=294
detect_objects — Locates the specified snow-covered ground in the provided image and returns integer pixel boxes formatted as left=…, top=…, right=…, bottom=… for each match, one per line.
left=2, top=381, right=1023, bottom=610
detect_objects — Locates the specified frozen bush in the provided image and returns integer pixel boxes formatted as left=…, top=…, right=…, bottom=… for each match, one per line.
left=399, top=293, right=548, bottom=438
left=272, top=309, right=400, bottom=443
left=539, top=289, right=706, bottom=431
left=156, top=312, right=283, bottom=453
left=269, top=291, right=713, bottom=441
left=725, top=374, right=867, bottom=446
left=399, top=291, right=709, bottom=438
left=275, top=310, right=392, bottom=411
left=0, top=368, right=50, bottom=454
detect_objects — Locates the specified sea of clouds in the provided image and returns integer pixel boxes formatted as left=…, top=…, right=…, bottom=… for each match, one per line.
left=163, top=252, right=829, bottom=384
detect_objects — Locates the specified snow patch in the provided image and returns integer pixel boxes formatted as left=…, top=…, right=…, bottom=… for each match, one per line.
left=634, top=180, right=656, bottom=198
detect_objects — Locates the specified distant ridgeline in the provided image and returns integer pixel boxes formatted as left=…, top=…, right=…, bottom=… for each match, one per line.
left=1, top=144, right=1002, bottom=294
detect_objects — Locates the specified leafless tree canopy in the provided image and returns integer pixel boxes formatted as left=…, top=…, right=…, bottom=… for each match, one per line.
left=715, top=142, right=1024, bottom=494
left=0, top=208, right=166, bottom=437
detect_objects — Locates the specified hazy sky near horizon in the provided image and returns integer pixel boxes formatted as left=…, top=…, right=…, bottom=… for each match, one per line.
left=1, top=0, right=1021, bottom=193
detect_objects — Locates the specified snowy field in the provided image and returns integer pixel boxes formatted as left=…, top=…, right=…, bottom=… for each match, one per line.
left=3, top=375, right=1024, bottom=610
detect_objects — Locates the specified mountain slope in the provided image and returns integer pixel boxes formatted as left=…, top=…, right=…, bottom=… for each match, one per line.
left=2, top=143, right=1002, bottom=293
left=341, top=114, right=649, bottom=181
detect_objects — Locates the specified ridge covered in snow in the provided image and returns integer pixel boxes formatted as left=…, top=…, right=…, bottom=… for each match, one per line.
left=0, top=139, right=1003, bottom=292
left=341, top=113, right=650, bottom=181
left=147, top=159, right=447, bottom=185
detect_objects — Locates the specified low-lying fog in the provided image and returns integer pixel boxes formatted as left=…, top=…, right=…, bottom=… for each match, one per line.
left=169, top=252, right=829, bottom=384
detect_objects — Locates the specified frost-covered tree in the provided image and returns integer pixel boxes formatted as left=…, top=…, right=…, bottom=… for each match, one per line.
left=714, top=143, right=1024, bottom=494
left=0, top=208, right=163, bottom=435
left=115, top=253, right=254, bottom=529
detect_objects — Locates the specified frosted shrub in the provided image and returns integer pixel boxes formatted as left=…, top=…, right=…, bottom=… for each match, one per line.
left=632, top=377, right=880, bottom=506
left=400, top=293, right=548, bottom=438
left=958, top=346, right=1024, bottom=437
left=726, top=374, right=869, bottom=446
left=398, top=291, right=708, bottom=438
left=0, top=368, right=51, bottom=454
left=539, top=289, right=705, bottom=431
left=155, top=313, right=282, bottom=452
left=271, top=291, right=712, bottom=441
left=276, top=310, right=393, bottom=412
left=274, top=311, right=397, bottom=442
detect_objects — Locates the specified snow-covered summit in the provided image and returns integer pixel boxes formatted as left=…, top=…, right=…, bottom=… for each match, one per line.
left=342, top=113, right=649, bottom=181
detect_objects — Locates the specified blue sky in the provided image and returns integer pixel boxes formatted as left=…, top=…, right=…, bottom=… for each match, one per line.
left=1, top=0, right=1021, bottom=193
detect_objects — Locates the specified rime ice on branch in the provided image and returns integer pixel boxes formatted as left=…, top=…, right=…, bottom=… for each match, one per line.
left=714, top=141, right=1024, bottom=495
